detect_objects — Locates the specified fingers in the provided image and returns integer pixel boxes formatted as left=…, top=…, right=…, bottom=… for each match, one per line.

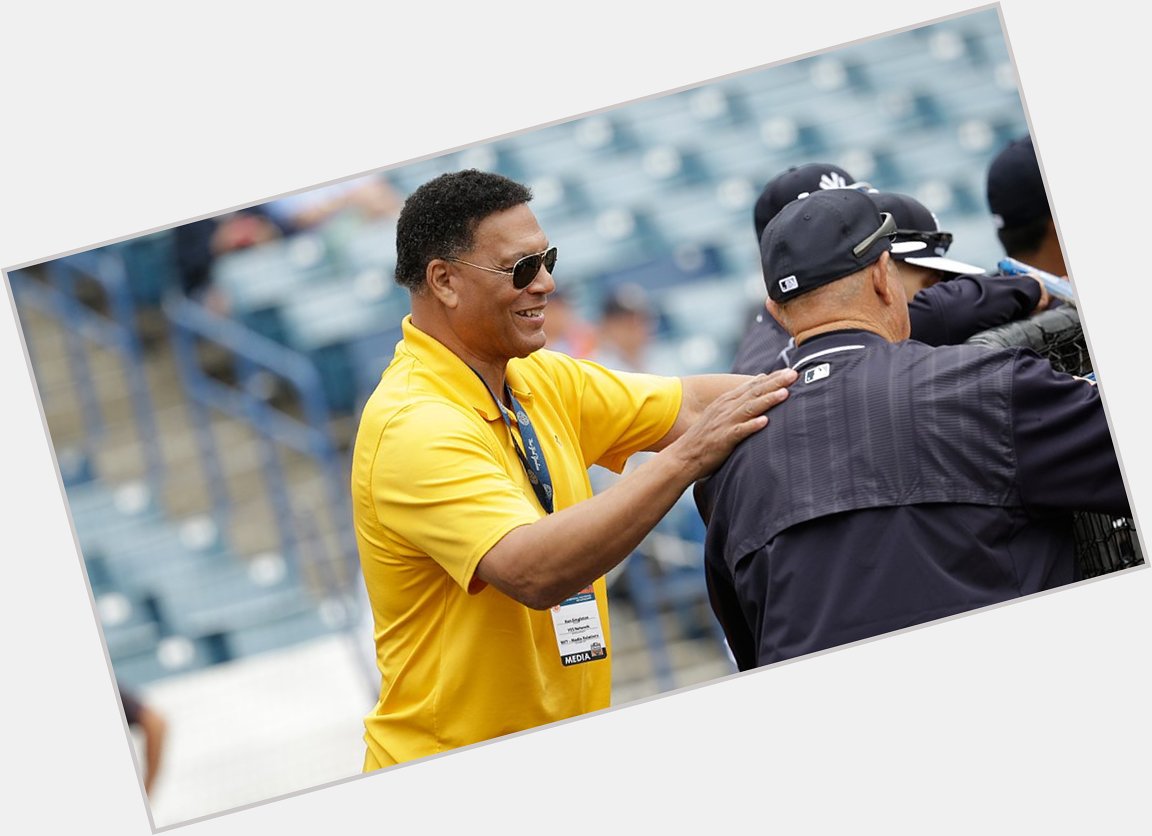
left=732, top=369, right=797, bottom=414
left=1027, top=274, right=1051, bottom=312
left=678, top=371, right=796, bottom=478
left=709, top=373, right=794, bottom=435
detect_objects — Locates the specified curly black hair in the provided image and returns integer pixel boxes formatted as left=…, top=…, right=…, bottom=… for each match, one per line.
left=394, top=169, right=533, bottom=291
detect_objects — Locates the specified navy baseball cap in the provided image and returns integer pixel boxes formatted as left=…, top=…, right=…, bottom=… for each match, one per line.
left=986, top=135, right=1052, bottom=230
left=868, top=191, right=985, bottom=276
left=753, top=162, right=872, bottom=242
left=761, top=188, right=896, bottom=302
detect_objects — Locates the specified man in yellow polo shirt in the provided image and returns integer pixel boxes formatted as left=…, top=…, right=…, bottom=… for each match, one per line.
left=351, top=169, right=796, bottom=769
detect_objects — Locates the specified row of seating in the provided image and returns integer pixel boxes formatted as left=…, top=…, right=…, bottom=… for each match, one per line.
left=70, top=475, right=347, bottom=688
left=31, top=12, right=1024, bottom=421
left=18, top=7, right=1032, bottom=693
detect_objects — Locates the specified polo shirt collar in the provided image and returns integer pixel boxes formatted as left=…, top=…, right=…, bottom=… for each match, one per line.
left=398, top=316, right=536, bottom=422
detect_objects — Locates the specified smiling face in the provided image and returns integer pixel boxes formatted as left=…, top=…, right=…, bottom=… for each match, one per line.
left=439, top=203, right=557, bottom=370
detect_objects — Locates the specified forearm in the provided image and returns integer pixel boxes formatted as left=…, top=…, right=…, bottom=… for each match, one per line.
left=482, top=438, right=703, bottom=608
left=477, top=369, right=796, bottom=608
left=910, top=275, right=1040, bottom=346
left=650, top=374, right=755, bottom=450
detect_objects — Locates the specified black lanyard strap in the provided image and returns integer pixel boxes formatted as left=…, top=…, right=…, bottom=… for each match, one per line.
left=471, top=368, right=555, bottom=514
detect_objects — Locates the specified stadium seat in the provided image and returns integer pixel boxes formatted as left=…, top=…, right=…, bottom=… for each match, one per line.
left=210, top=234, right=337, bottom=343
left=112, top=634, right=222, bottom=687
left=104, top=231, right=180, bottom=308
left=222, top=603, right=343, bottom=661
left=278, top=281, right=410, bottom=413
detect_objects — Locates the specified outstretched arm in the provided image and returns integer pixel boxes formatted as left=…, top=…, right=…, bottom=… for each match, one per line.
left=909, top=273, right=1045, bottom=346
left=475, top=369, right=797, bottom=608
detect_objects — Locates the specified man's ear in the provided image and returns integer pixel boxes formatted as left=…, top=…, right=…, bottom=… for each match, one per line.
left=426, top=259, right=459, bottom=308
left=871, top=251, right=896, bottom=306
left=765, top=297, right=788, bottom=330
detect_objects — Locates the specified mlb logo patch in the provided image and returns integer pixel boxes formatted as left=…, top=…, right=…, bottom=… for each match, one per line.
left=803, top=363, right=830, bottom=384
left=778, top=275, right=799, bottom=294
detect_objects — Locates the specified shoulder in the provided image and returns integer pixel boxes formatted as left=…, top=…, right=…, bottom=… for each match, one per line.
left=355, top=391, right=494, bottom=470
left=517, top=348, right=672, bottom=394
left=900, top=338, right=1023, bottom=369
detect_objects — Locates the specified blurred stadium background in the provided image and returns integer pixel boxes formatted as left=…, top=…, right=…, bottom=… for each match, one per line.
left=6, top=8, right=1061, bottom=828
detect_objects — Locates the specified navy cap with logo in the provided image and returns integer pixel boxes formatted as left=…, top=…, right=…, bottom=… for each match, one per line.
left=761, top=188, right=896, bottom=302
left=753, top=162, right=871, bottom=242
left=868, top=191, right=985, bottom=276
left=986, top=135, right=1051, bottom=230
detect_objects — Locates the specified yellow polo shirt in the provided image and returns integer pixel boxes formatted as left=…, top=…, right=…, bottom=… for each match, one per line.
left=352, top=316, right=682, bottom=769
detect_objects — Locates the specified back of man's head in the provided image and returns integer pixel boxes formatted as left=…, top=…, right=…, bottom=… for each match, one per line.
left=753, top=162, right=867, bottom=243
left=985, top=135, right=1053, bottom=258
left=394, top=169, right=533, bottom=291
left=761, top=188, right=893, bottom=302
left=761, top=189, right=909, bottom=342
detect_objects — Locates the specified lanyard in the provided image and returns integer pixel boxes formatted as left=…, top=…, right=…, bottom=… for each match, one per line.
left=471, top=369, right=555, bottom=515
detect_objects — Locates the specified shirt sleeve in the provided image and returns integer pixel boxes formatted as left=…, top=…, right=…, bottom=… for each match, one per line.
left=909, top=273, right=1042, bottom=346
left=560, top=357, right=682, bottom=474
left=368, top=400, right=543, bottom=592
left=1011, top=350, right=1131, bottom=516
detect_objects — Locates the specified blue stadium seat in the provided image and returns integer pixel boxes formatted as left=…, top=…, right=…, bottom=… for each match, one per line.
left=98, top=588, right=164, bottom=661
left=658, top=273, right=754, bottom=349
left=112, top=634, right=222, bottom=687
left=383, top=155, right=455, bottom=196
left=210, top=234, right=337, bottom=343
left=596, top=242, right=727, bottom=295
left=104, top=231, right=180, bottom=308
left=277, top=281, right=409, bottom=412
left=692, top=125, right=775, bottom=185
left=347, top=324, right=403, bottom=408
left=624, top=85, right=748, bottom=149
left=544, top=210, right=662, bottom=289
left=148, top=557, right=319, bottom=649
left=647, top=182, right=752, bottom=251
left=222, top=604, right=342, bottom=660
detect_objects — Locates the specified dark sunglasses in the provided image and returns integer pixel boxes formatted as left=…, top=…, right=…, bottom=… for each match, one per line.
left=448, top=246, right=558, bottom=290
left=852, top=212, right=898, bottom=258
left=893, top=229, right=954, bottom=256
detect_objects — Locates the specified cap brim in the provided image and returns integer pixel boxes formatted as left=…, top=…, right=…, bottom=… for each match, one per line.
left=904, top=255, right=986, bottom=276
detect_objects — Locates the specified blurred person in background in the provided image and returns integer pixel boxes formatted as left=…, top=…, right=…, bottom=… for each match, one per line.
left=171, top=174, right=403, bottom=315
left=542, top=287, right=598, bottom=358
left=262, top=173, right=403, bottom=233
left=118, top=684, right=167, bottom=796
left=733, top=163, right=1052, bottom=374
left=696, top=188, right=1128, bottom=670
left=591, top=283, right=655, bottom=373
left=590, top=282, right=714, bottom=637
left=172, top=207, right=286, bottom=312
left=733, top=162, right=869, bottom=374
left=986, top=134, right=1067, bottom=278
left=350, top=169, right=796, bottom=769
left=868, top=190, right=1050, bottom=345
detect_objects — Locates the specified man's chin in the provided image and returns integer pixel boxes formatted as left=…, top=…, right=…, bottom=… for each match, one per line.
left=513, top=335, right=547, bottom=358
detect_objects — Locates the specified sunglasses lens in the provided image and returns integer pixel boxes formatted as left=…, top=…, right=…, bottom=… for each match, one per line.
left=512, top=256, right=540, bottom=289
left=512, top=247, right=558, bottom=289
